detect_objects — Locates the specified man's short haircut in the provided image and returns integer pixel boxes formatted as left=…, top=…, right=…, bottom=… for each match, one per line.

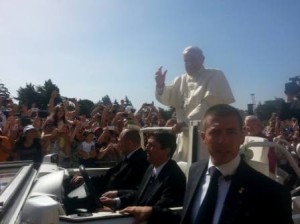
left=148, top=131, right=177, bottom=158
left=123, top=128, right=141, bottom=144
left=202, top=104, right=243, bottom=131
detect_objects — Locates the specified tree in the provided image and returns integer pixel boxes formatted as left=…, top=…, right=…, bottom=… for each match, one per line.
left=124, top=96, right=132, bottom=106
left=0, top=82, right=11, bottom=108
left=0, top=83, right=10, bottom=99
left=255, top=99, right=284, bottom=124
left=16, top=79, right=59, bottom=110
left=113, top=99, right=119, bottom=105
left=5, top=78, right=139, bottom=116
left=16, top=83, right=39, bottom=108
left=102, top=95, right=112, bottom=105
left=36, top=79, right=60, bottom=109
left=78, top=99, right=95, bottom=117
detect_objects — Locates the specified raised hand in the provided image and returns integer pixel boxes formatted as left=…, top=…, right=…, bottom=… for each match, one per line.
left=155, top=66, right=167, bottom=88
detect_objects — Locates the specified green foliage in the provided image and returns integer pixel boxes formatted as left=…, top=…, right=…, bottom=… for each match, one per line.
left=102, top=95, right=112, bottom=105
left=3, top=79, right=177, bottom=119
left=78, top=99, right=95, bottom=117
left=124, top=96, right=132, bottom=106
left=113, top=99, right=119, bottom=105
left=36, top=79, right=60, bottom=109
left=255, top=99, right=284, bottom=123
left=16, top=83, right=39, bottom=107
left=16, top=79, right=59, bottom=110
left=0, top=83, right=10, bottom=99
left=0, top=82, right=11, bottom=108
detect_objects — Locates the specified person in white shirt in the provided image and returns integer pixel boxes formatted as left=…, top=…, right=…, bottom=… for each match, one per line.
left=77, top=129, right=97, bottom=167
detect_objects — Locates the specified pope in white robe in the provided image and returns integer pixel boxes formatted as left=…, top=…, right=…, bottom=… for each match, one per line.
left=155, top=46, right=235, bottom=162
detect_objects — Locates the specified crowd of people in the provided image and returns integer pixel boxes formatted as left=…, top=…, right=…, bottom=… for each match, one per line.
left=0, top=45, right=298, bottom=223
left=0, top=89, right=176, bottom=168
left=1, top=91, right=300, bottom=171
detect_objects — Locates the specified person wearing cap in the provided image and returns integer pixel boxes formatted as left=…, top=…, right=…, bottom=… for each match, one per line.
left=13, top=124, right=43, bottom=168
left=155, top=46, right=235, bottom=162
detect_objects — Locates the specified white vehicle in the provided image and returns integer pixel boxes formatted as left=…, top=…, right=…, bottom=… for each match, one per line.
left=0, top=156, right=135, bottom=224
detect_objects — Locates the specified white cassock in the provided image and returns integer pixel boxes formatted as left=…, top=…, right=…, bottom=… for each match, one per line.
left=156, top=67, right=235, bottom=162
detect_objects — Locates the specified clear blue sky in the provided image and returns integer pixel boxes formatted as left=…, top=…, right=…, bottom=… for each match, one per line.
left=1, top=0, right=299, bottom=110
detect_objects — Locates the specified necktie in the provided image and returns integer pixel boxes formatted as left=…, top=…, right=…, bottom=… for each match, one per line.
left=120, top=157, right=129, bottom=167
left=137, top=173, right=156, bottom=205
left=148, top=174, right=156, bottom=185
left=194, top=166, right=222, bottom=224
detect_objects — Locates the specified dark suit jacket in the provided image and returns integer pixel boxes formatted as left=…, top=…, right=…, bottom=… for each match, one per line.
left=91, top=148, right=149, bottom=197
left=150, top=159, right=293, bottom=224
left=118, top=159, right=186, bottom=209
left=180, top=159, right=293, bottom=224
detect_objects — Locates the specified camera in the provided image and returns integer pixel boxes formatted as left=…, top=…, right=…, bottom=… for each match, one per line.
left=289, top=76, right=300, bottom=82
left=285, top=76, right=300, bottom=96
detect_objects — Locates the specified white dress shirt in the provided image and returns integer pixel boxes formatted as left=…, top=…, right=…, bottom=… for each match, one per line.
left=191, top=155, right=240, bottom=224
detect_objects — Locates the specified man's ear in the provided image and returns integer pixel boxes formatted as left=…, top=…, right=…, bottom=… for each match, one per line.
left=200, top=131, right=206, bottom=143
left=240, top=129, right=246, bottom=145
left=165, top=147, right=171, bottom=156
left=201, top=55, right=205, bottom=65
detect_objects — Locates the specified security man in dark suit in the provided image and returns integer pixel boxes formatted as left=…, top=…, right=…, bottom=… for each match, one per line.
left=100, top=132, right=186, bottom=217
left=119, top=104, right=293, bottom=224
left=69, top=128, right=149, bottom=202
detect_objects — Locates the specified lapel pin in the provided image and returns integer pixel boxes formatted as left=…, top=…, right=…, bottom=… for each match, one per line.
left=238, top=187, right=245, bottom=194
